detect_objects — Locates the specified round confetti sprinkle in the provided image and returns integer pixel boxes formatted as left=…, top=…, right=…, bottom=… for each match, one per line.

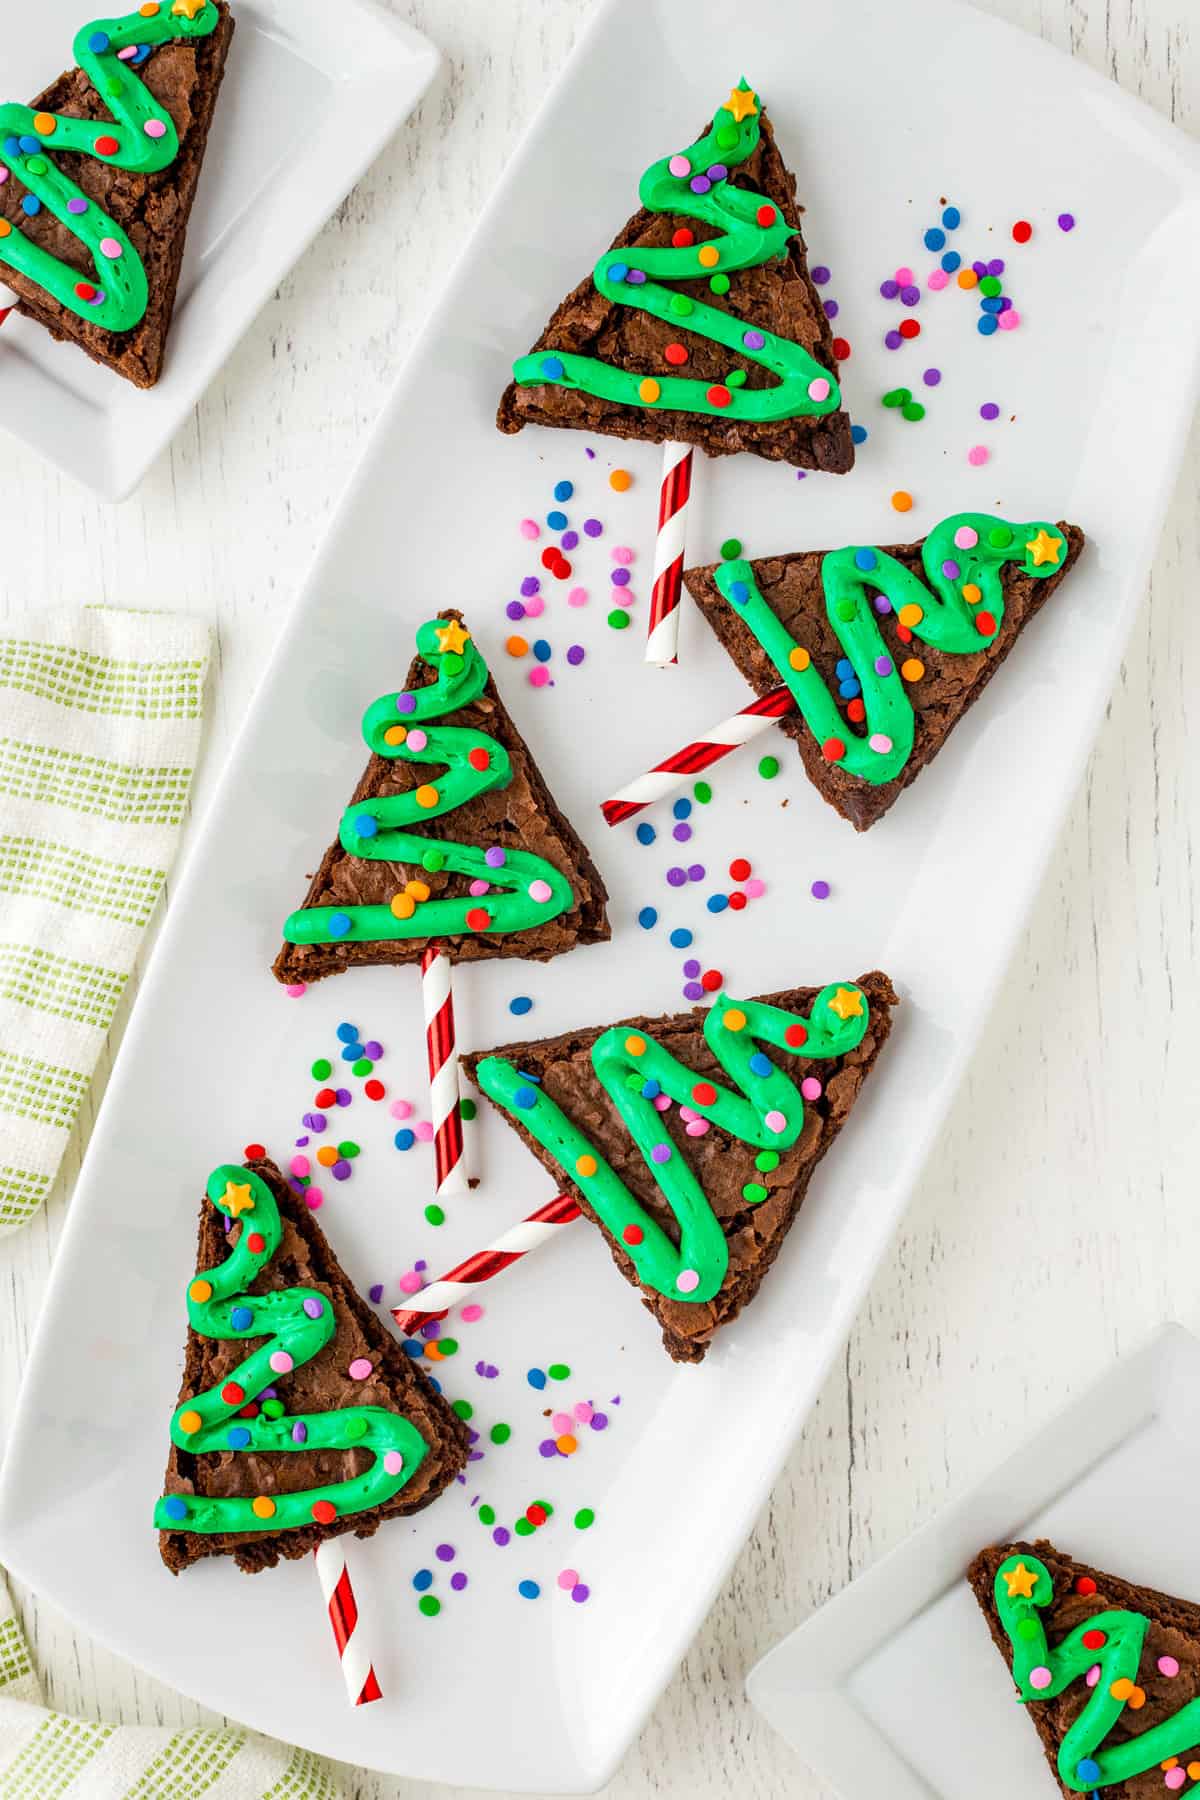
left=1058, top=212, right=1076, bottom=232
left=610, top=469, right=631, bottom=491
left=1011, top=219, right=1032, bottom=242
left=967, top=445, right=989, bottom=467
left=811, top=879, right=830, bottom=900
left=518, top=1579, right=540, bottom=1599
left=510, top=995, right=533, bottom=1015
left=891, top=491, right=913, bottom=513
left=758, top=755, right=779, bottom=779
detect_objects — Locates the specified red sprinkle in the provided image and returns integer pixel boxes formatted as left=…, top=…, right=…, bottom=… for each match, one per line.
left=1082, top=1629, right=1107, bottom=1650
left=526, top=1503, right=548, bottom=1526
left=246, top=1233, right=266, bottom=1254
left=664, top=342, right=689, bottom=366
left=1075, top=1577, right=1098, bottom=1596
left=729, top=858, right=751, bottom=881
left=784, top=1023, right=808, bottom=1048
left=975, top=610, right=997, bottom=635
left=311, top=1500, right=337, bottom=1524
left=468, top=747, right=491, bottom=770
left=672, top=227, right=695, bottom=248
left=74, top=282, right=97, bottom=301
left=707, top=384, right=732, bottom=409
left=898, top=318, right=921, bottom=340
left=832, top=336, right=851, bottom=361
left=221, top=1382, right=245, bottom=1406
left=95, top=134, right=119, bottom=156
left=364, top=1079, right=385, bottom=1101
left=243, top=1142, right=266, bottom=1161
left=700, top=969, right=723, bottom=992
left=896, top=624, right=914, bottom=644
left=1012, top=219, right=1033, bottom=243
left=755, top=203, right=776, bottom=227
left=465, top=907, right=491, bottom=931
left=822, top=737, right=847, bottom=762
left=728, top=892, right=748, bottom=911
left=622, top=1223, right=644, bottom=1245
left=314, top=1087, right=336, bottom=1107
left=692, top=1083, right=717, bottom=1107
left=847, top=698, right=866, bottom=724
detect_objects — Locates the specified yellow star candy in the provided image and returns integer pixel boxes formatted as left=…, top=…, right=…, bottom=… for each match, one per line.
left=724, top=85, right=759, bottom=123
left=1025, top=529, right=1062, bottom=568
left=221, top=1181, right=256, bottom=1218
left=434, top=619, right=471, bottom=656
left=827, top=986, right=864, bottom=1022
left=1002, top=1562, right=1039, bottom=1600
left=172, top=0, right=209, bottom=17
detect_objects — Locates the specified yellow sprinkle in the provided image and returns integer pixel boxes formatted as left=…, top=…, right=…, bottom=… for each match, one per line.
left=383, top=725, right=407, bottom=746
left=788, top=647, right=811, bottom=672
left=33, top=113, right=56, bottom=136
left=724, top=1008, right=747, bottom=1032
left=898, top=603, right=924, bottom=628
left=178, top=1409, right=202, bottom=1435
left=697, top=245, right=720, bottom=268
left=415, top=783, right=439, bottom=809
left=900, top=657, right=925, bottom=682
left=625, top=1034, right=646, bottom=1057
left=576, top=1154, right=598, bottom=1177
left=639, top=377, right=661, bottom=403
left=405, top=880, right=430, bottom=902
left=610, top=469, right=632, bottom=492
left=390, top=893, right=416, bottom=920
left=189, top=1280, right=212, bottom=1303
left=251, top=1496, right=276, bottom=1519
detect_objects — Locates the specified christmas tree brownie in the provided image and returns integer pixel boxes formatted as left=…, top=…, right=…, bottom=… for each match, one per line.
left=0, top=1, right=234, bottom=388
left=273, top=610, right=610, bottom=987
left=498, top=81, right=854, bottom=474
left=684, top=512, right=1086, bottom=830
left=463, top=972, right=896, bottom=1362
left=156, top=1159, right=469, bottom=1574
left=970, top=1540, right=1200, bottom=1796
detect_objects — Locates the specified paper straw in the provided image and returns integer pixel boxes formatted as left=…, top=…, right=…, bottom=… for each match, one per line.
left=313, top=1540, right=382, bottom=1706
left=392, top=1191, right=581, bottom=1334
left=600, top=685, right=797, bottom=826
left=0, top=284, right=18, bottom=327
left=645, top=441, right=693, bottom=666
left=421, top=947, right=468, bottom=1198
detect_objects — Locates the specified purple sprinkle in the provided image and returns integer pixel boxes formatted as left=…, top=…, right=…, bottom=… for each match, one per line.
left=672, top=822, right=692, bottom=843
left=822, top=299, right=839, bottom=320
left=572, top=1585, right=590, bottom=1603
left=475, top=1360, right=499, bottom=1379
left=261, top=1388, right=277, bottom=1401
left=294, top=1136, right=310, bottom=1148
left=900, top=285, right=921, bottom=306
left=335, top=1088, right=351, bottom=1106
left=683, top=982, right=704, bottom=1001
left=874, top=596, right=892, bottom=615
left=1058, top=212, right=1075, bottom=232
left=811, top=265, right=831, bottom=285
left=288, top=1178, right=305, bottom=1196
left=367, top=1283, right=383, bottom=1304
left=811, top=880, right=831, bottom=900
left=884, top=330, right=902, bottom=350
left=566, top=645, right=585, bottom=666
left=396, top=692, right=417, bottom=714
left=743, top=328, right=766, bottom=351
left=421, top=1319, right=442, bottom=1340
left=682, top=959, right=701, bottom=978
left=589, top=1412, right=608, bottom=1431
left=493, top=1527, right=511, bottom=1546
left=997, top=296, right=1013, bottom=312
left=666, top=867, right=687, bottom=887
left=561, top=530, right=579, bottom=551
left=987, top=258, right=1005, bottom=276
left=611, top=567, right=631, bottom=587
left=626, top=269, right=646, bottom=285
left=922, top=367, right=941, bottom=386
left=651, top=1144, right=672, bottom=1164
left=67, top=196, right=88, bottom=215
left=941, top=559, right=960, bottom=580
left=706, top=163, right=728, bottom=181
left=972, top=260, right=987, bottom=276
left=505, top=600, right=526, bottom=621
left=467, top=1428, right=480, bottom=1445
left=687, top=863, right=705, bottom=882
left=539, top=1439, right=559, bottom=1458
left=689, top=175, right=711, bottom=195
left=435, top=1543, right=455, bottom=1562
left=585, top=447, right=596, bottom=459
left=796, top=470, right=806, bottom=481
left=362, top=1040, right=382, bottom=1059
left=879, top=279, right=899, bottom=299
left=980, top=401, right=1000, bottom=420
left=303, top=1298, right=323, bottom=1319
left=331, top=1159, right=352, bottom=1181
left=583, top=518, right=603, bottom=537
left=875, top=655, right=894, bottom=676
left=415, top=1260, right=427, bottom=1272
left=451, top=1572, right=468, bottom=1591
left=485, top=846, right=506, bottom=868
left=520, top=576, right=540, bottom=597
left=292, top=1421, right=308, bottom=1443
left=467, top=1449, right=484, bottom=1462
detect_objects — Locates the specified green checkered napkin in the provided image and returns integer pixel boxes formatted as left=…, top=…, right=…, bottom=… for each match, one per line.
left=0, top=607, right=211, bottom=1236
left=0, top=1571, right=345, bottom=1796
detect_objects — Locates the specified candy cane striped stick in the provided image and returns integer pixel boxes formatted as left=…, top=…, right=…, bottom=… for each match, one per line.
left=601, top=685, right=797, bottom=827
left=645, top=441, right=694, bottom=666
left=421, top=947, right=468, bottom=1198
left=0, top=283, right=18, bottom=327
left=313, top=1541, right=382, bottom=1706
left=392, top=1191, right=581, bottom=1335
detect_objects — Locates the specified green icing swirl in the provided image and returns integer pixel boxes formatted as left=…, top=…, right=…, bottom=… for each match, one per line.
left=994, top=1551, right=1200, bottom=1792
left=512, top=81, right=842, bottom=424
left=0, top=4, right=220, bottom=332
left=713, top=514, right=1068, bottom=785
left=475, top=984, right=870, bottom=1304
left=281, top=618, right=575, bottom=949
left=154, top=1165, right=429, bottom=1537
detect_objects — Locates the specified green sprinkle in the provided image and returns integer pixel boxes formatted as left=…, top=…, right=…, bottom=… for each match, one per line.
left=882, top=387, right=911, bottom=408
left=479, top=1503, right=496, bottom=1526
left=758, top=755, right=779, bottom=779
left=1017, top=1617, right=1040, bottom=1640
left=755, top=1150, right=780, bottom=1172
left=338, top=1141, right=360, bottom=1159
left=726, top=366, right=746, bottom=385
left=443, top=653, right=465, bottom=675
left=670, top=294, right=694, bottom=317
left=716, top=124, right=739, bottom=150
left=452, top=1399, right=474, bottom=1421
left=901, top=402, right=925, bottom=423
left=835, top=599, right=856, bottom=622
left=694, top=779, right=713, bottom=803
left=536, top=1499, right=554, bottom=1516
left=719, top=540, right=742, bottom=562
left=460, top=1097, right=478, bottom=1121
left=710, top=273, right=731, bottom=295
left=352, top=1058, right=373, bottom=1077
left=547, top=1363, right=571, bottom=1381
left=439, top=1338, right=458, bottom=1357
left=261, top=1399, right=284, bottom=1419
left=742, top=1182, right=769, bottom=1205
left=311, top=1059, right=331, bottom=1080
left=515, top=1517, right=535, bottom=1537
left=424, top=1204, right=445, bottom=1226
left=490, top=1422, right=511, bottom=1445
left=574, top=1508, right=596, bottom=1530
left=979, top=275, right=1002, bottom=297
left=418, top=1595, right=441, bottom=1617
left=345, top=1418, right=367, bottom=1442
left=422, top=848, right=447, bottom=872
left=608, top=609, right=631, bottom=630
left=989, top=526, right=1013, bottom=548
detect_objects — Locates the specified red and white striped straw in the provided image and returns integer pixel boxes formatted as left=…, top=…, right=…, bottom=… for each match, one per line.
left=313, top=1540, right=382, bottom=1706
left=421, top=947, right=467, bottom=1198
left=0, top=283, right=18, bottom=328
left=645, top=441, right=694, bottom=666
left=392, top=1191, right=581, bottom=1335
left=600, top=685, right=797, bottom=827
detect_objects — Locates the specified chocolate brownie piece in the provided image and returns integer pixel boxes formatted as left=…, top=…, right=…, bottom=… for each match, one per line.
left=0, top=4, right=234, bottom=387
left=498, top=106, right=854, bottom=474
left=273, top=609, right=610, bottom=987
left=685, top=522, right=1086, bottom=831
left=159, top=1159, right=469, bottom=1574
left=463, top=973, right=896, bottom=1362
left=969, top=1540, right=1200, bottom=1798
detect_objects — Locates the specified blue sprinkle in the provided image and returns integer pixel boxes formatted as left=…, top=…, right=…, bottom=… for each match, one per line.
left=510, top=995, right=533, bottom=1015
left=1076, top=1762, right=1101, bottom=1784
left=854, top=547, right=877, bottom=572
left=402, top=1339, right=423, bottom=1358
left=328, top=912, right=352, bottom=940
left=838, top=679, right=862, bottom=700
left=749, top=1052, right=772, bottom=1077
left=21, top=196, right=41, bottom=217
left=978, top=314, right=999, bottom=335
left=541, top=355, right=564, bottom=379
left=850, top=424, right=868, bottom=445
left=641, top=1079, right=661, bottom=1099
left=980, top=296, right=1004, bottom=314
left=336, top=1023, right=358, bottom=1041
left=835, top=657, right=854, bottom=679
left=18, top=135, right=40, bottom=155
left=923, top=227, right=946, bottom=250
left=231, top=1306, right=253, bottom=1330
left=369, top=1284, right=384, bottom=1303
left=162, top=1495, right=188, bottom=1521
left=517, top=1069, right=542, bottom=1085
left=130, top=44, right=152, bottom=66
left=554, top=480, right=573, bottom=501
left=635, top=823, right=656, bottom=845
left=533, top=639, right=552, bottom=662
left=518, top=1579, right=541, bottom=1599
left=88, top=31, right=111, bottom=52
left=728, top=579, right=749, bottom=606
left=341, top=1042, right=364, bottom=1061
left=228, top=1426, right=252, bottom=1449
left=3, top=137, right=21, bottom=158
left=673, top=800, right=692, bottom=821
left=941, top=250, right=961, bottom=273
left=355, top=814, right=378, bottom=839
left=638, top=907, right=658, bottom=929
left=546, top=509, right=568, bottom=530
left=527, top=1367, right=547, bottom=1390
left=514, top=1086, right=538, bottom=1110
left=706, top=894, right=729, bottom=914
left=609, top=261, right=629, bottom=283
left=413, top=1569, right=434, bottom=1592
left=394, top=1129, right=415, bottom=1150
left=669, top=928, right=693, bottom=948
left=427, top=1374, right=442, bottom=1394
left=942, top=205, right=961, bottom=229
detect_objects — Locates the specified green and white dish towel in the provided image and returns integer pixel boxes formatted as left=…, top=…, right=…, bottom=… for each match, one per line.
left=0, top=606, right=210, bottom=1236
left=0, top=1572, right=345, bottom=1796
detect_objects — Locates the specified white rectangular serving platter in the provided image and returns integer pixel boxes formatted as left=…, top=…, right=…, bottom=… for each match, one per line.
left=747, top=1325, right=1200, bottom=1800
left=2, top=0, right=1200, bottom=1789
left=0, top=0, right=440, bottom=500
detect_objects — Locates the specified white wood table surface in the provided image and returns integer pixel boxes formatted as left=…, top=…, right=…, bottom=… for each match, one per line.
left=1, top=1, right=1197, bottom=1795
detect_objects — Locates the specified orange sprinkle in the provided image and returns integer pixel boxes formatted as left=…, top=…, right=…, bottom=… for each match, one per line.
left=891, top=490, right=913, bottom=513
left=383, top=724, right=407, bottom=746
left=576, top=1155, right=597, bottom=1177
left=901, top=658, right=925, bottom=683
left=0, top=221, right=11, bottom=239
left=316, top=1146, right=338, bottom=1168
left=415, top=783, right=439, bottom=809
left=506, top=635, right=529, bottom=657
left=789, top=647, right=811, bottom=672
left=898, top=603, right=924, bottom=628
left=1187, top=1765, right=1200, bottom=1780
left=405, top=880, right=430, bottom=902
left=724, top=1008, right=747, bottom=1032
left=639, top=377, right=661, bottom=403
left=1127, top=1687, right=1146, bottom=1711
left=556, top=1434, right=578, bottom=1455
left=609, top=469, right=632, bottom=492
left=33, top=113, right=56, bottom=136
left=697, top=244, right=720, bottom=268
left=962, top=582, right=982, bottom=604
left=424, top=1342, right=444, bottom=1361
left=625, top=1034, right=647, bottom=1057
left=1110, top=1678, right=1134, bottom=1702
left=390, top=893, right=416, bottom=920
left=189, top=1280, right=212, bottom=1303
left=178, top=1409, right=202, bottom=1435
left=140, top=2, right=161, bottom=13
left=251, top=1496, right=276, bottom=1519
left=957, top=268, right=979, bottom=289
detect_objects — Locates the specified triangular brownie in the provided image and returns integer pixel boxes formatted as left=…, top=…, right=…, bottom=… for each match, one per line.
left=0, top=1, right=234, bottom=388
left=685, top=512, right=1086, bottom=830
left=157, top=1158, right=469, bottom=1574
left=463, top=972, right=896, bottom=1362
left=498, top=80, right=854, bottom=474
left=273, top=610, right=610, bottom=986
left=969, top=1539, right=1200, bottom=1797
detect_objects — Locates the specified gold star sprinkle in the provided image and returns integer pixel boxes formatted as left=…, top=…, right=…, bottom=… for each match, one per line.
left=434, top=619, right=471, bottom=656
left=221, top=1181, right=256, bottom=1218
left=1025, top=529, right=1062, bottom=568
left=827, top=986, right=865, bottom=1022
left=724, top=85, right=759, bottom=123
left=1003, top=1562, right=1039, bottom=1600
left=172, top=0, right=209, bottom=17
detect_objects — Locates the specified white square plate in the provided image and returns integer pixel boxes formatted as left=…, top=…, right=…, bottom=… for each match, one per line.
left=1, top=0, right=1199, bottom=1790
left=0, top=0, right=439, bottom=500
left=746, top=1325, right=1200, bottom=1800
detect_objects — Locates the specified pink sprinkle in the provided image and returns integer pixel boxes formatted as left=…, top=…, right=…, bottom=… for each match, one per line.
left=1086, top=1665, right=1101, bottom=1688
left=653, top=1093, right=672, bottom=1113
left=290, top=1155, right=310, bottom=1178
left=800, top=1078, right=823, bottom=1101
left=612, top=545, right=634, bottom=565
left=524, top=595, right=545, bottom=618
left=558, top=1568, right=579, bottom=1590
left=528, top=879, right=553, bottom=903
left=745, top=877, right=766, bottom=899
left=869, top=733, right=893, bottom=755
left=676, top=1268, right=700, bottom=1294
left=552, top=1411, right=573, bottom=1433
left=568, top=586, right=588, bottom=607
left=469, top=879, right=490, bottom=897
left=383, top=1450, right=404, bottom=1475
left=953, top=525, right=979, bottom=549
left=270, top=1351, right=294, bottom=1374
left=668, top=154, right=691, bottom=178
left=0, top=169, right=8, bottom=186
left=398, top=1270, right=422, bottom=1295
left=99, top=237, right=122, bottom=260
left=967, top=445, right=989, bottom=467
left=764, top=1108, right=789, bottom=1131
left=143, top=118, right=167, bottom=139
left=461, top=1303, right=484, bottom=1322
left=520, top=518, right=540, bottom=539
left=406, top=728, right=428, bottom=751
left=574, top=1401, right=593, bottom=1423
left=390, top=1099, right=413, bottom=1121
left=928, top=268, right=949, bottom=290
left=117, top=45, right=138, bottom=60
left=305, top=1188, right=324, bottom=1209
left=349, top=1357, right=373, bottom=1380
left=529, top=666, right=550, bottom=688
left=286, top=983, right=307, bottom=998
left=414, top=1120, right=435, bottom=1143
left=1159, top=1655, right=1181, bottom=1678
left=807, top=376, right=831, bottom=402
left=685, top=1119, right=710, bottom=1137
left=1029, top=1667, right=1052, bottom=1692
left=894, top=266, right=914, bottom=285
left=679, top=1105, right=698, bottom=1123
left=997, top=309, right=1020, bottom=331
left=1166, top=1770, right=1186, bottom=1790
